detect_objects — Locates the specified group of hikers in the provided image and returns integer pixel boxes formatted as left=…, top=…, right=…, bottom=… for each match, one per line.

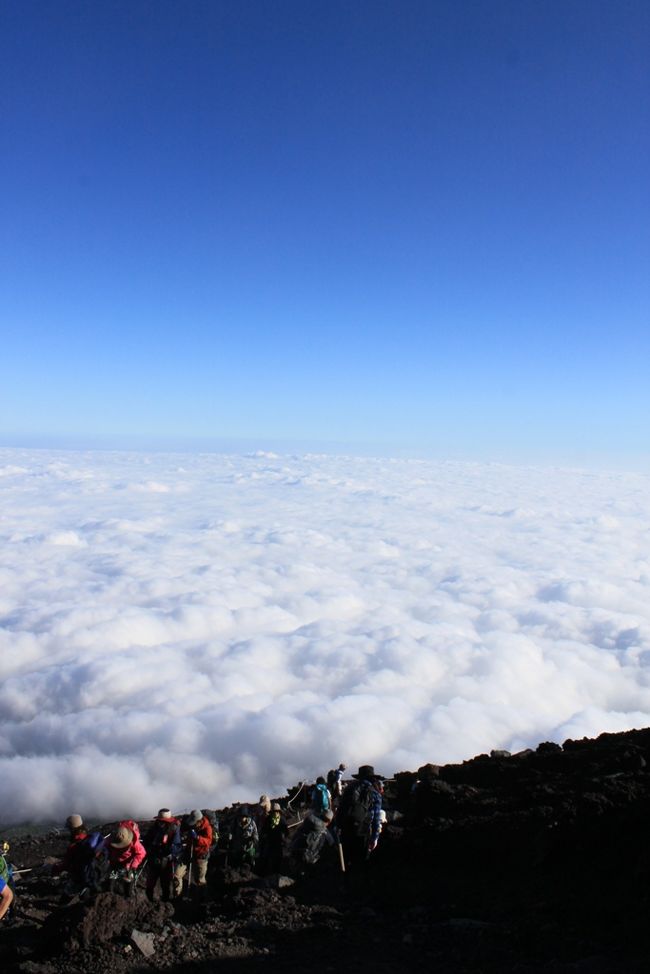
left=0, top=763, right=387, bottom=917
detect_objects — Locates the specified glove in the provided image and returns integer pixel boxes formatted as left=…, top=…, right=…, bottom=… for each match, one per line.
left=190, top=830, right=198, bottom=839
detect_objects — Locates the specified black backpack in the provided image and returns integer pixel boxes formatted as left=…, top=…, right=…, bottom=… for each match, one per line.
left=326, top=769, right=337, bottom=793
left=303, top=828, right=325, bottom=865
left=342, top=781, right=375, bottom=837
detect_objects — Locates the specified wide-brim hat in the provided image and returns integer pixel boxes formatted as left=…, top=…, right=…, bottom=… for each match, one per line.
left=110, top=826, right=134, bottom=849
left=157, top=808, right=173, bottom=820
left=351, top=764, right=384, bottom=780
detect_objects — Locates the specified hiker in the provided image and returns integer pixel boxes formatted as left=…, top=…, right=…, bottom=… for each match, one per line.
left=0, top=840, right=13, bottom=883
left=254, top=794, right=272, bottom=831
left=327, top=764, right=347, bottom=804
left=0, top=840, right=16, bottom=920
left=143, top=808, right=182, bottom=902
left=173, top=809, right=213, bottom=895
left=201, top=809, right=220, bottom=851
left=0, top=872, right=13, bottom=922
left=50, top=814, right=87, bottom=881
left=336, top=764, right=384, bottom=870
left=229, top=809, right=259, bottom=868
left=290, top=808, right=335, bottom=867
left=1, top=840, right=13, bottom=882
left=311, top=776, right=331, bottom=815
left=50, top=814, right=103, bottom=897
left=258, top=802, right=288, bottom=875
left=103, top=820, right=147, bottom=897
left=334, top=764, right=347, bottom=796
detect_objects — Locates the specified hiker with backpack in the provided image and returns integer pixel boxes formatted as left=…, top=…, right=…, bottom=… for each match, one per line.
left=0, top=871, right=13, bottom=922
left=173, top=809, right=213, bottom=895
left=258, top=802, right=288, bottom=875
left=311, top=776, right=332, bottom=816
left=143, top=808, right=182, bottom=902
left=327, top=764, right=347, bottom=805
left=0, top=840, right=13, bottom=885
left=102, top=820, right=147, bottom=897
left=49, top=814, right=103, bottom=898
left=336, top=765, right=385, bottom=871
left=290, top=808, right=336, bottom=868
left=0, top=840, right=16, bottom=920
left=202, top=809, right=220, bottom=850
left=254, top=795, right=272, bottom=832
left=229, top=808, right=259, bottom=868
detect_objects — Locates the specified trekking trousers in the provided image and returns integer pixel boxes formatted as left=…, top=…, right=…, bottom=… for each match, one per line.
left=146, top=858, right=174, bottom=901
left=173, top=856, right=208, bottom=894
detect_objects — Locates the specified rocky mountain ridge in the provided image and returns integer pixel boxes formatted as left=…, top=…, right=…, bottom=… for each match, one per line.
left=3, top=726, right=650, bottom=973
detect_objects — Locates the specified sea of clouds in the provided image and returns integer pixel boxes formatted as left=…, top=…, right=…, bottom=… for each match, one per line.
left=1, top=447, right=649, bottom=824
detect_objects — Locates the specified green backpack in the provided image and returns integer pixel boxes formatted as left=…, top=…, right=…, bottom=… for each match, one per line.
left=0, top=853, right=11, bottom=883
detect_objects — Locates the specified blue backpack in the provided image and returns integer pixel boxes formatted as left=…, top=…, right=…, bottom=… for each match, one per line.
left=312, top=783, right=330, bottom=813
left=79, top=831, right=104, bottom=887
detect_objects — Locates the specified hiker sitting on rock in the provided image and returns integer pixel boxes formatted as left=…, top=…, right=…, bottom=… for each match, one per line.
left=173, top=809, right=213, bottom=895
left=103, top=821, right=147, bottom=896
left=290, top=808, right=335, bottom=868
left=336, top=765, right=384, bottom=869
left=258, top=802, right=288, bottom=875
left=143, top=808, right=182, bottom=902
left=229, top=809, right=259, bottom=868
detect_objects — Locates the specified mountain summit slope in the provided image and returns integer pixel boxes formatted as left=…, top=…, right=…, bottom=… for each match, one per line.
left=3, top=727, right=650, bottom=973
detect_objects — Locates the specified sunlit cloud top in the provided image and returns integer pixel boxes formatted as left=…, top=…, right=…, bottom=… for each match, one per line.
left=1, top=448, right=649, bottom=824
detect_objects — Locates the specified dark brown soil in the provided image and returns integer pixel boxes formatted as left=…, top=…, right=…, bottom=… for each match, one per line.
left=4, top=727, right=650, bottom=973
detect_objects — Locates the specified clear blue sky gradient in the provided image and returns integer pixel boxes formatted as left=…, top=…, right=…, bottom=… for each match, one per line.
left=2, top=1, right=648, bottom=462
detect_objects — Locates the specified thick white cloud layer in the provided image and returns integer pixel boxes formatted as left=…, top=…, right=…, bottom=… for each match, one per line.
left=1, top=448, right=649, bottom=824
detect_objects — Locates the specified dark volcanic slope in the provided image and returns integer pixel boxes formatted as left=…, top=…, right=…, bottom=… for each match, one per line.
left=3, top=727, right=650, bottom=974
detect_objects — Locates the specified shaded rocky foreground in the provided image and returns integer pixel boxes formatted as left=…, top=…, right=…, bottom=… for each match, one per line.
left=4, top=727, right=650, bottom=974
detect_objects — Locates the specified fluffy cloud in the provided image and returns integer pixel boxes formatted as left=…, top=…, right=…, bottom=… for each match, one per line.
left=0, top=448, right=649, bottom=824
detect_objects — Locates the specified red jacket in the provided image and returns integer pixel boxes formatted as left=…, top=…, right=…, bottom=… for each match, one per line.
left=191, top=817, right=213, bottom=858
left=105, top=820, right=147, bottom=870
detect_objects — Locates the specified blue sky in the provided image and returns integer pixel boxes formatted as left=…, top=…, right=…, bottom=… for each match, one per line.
left=2, top=0, right=648, bottom=463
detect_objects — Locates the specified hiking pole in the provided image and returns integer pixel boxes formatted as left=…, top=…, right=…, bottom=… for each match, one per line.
left=330, top=824, right=345, bottom=873
left=336, top=838, right=346, bottom=874
left=187, top=838, right=194, bottom=894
